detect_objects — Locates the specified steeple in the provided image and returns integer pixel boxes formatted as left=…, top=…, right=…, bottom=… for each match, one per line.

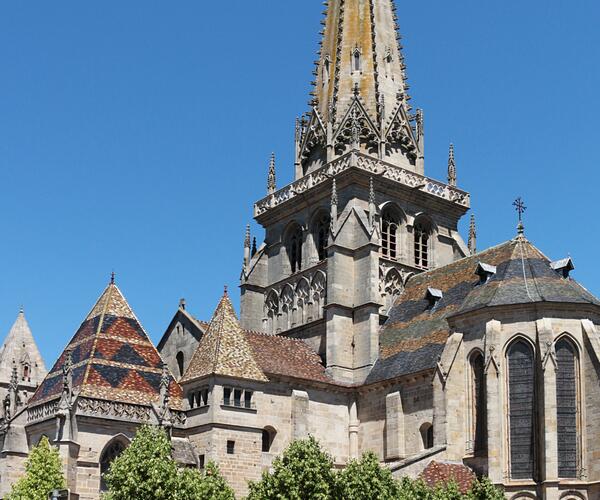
left=297, top=0, right=422, bottom=176
left=0, top=309, right=47, bottom=389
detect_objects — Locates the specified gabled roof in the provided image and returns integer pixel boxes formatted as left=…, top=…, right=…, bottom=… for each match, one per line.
left=244, top=331, right=332, bottom=384
left=367, top=237, right=600, bottom=383
left=157, top=304, right=207, bottom=351
left=181, top=291, right=268, bottom=384
left=420, top=461, right=475, bottom=494
left=0, top=310, right=47, bottom=386
left=29, top=283, right=182, bottom=409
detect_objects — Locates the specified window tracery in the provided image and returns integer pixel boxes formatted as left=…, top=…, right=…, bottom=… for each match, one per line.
left=556, top=337, right=579, bottom=478
left=288, top=225, right=303, bottom=273
left=414, top=218, right=431, bottom=269
left=381, top=206, right=401, bottom=260
left=100, top=439, right=127, bottom=492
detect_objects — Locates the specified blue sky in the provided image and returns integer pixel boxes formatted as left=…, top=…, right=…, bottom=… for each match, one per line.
left=1, top=1, right=599, bottom=366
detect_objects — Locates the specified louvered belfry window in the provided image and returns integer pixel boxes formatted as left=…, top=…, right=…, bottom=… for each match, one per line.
left=556, top=338, right=578, bottom=478
left=507, top=340, right=536, bottom=479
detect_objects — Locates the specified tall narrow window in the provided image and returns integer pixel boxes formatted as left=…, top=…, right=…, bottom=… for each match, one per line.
left=288, top=225, right=303, bottom=273
left=414, top=220, right=431, bottom=269
left=23, top=364, right=30, bottom=381
left=323, top=56, right=331, bottom=85
left=100, top=440, right=127, bottom=492
left=470, top=352, right=487, bottom=455
left=556, top=338, right=578, bottom=478
left=176, top=352, right=185, bottom=378
left=353, top=49, right=361, bottom=72
left=420, top=423, right=434, bottom=449
left=315, top=214, right=330, bottom=261
left=507, top=340, right=536, bottom=480
left=381, top=207, right=400, bottom=260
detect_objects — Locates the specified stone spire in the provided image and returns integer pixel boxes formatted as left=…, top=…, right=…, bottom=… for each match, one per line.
left=243, top=224, right=251, bottom=270
left=468, top=214, right=477, bottom=255
left=267, top=153, right=277, bottom=194
left=0, top=309, right=47, bottom=389
left=313, top=0, right=411, bottom=124
left=447, top=143, right=456, bottom=187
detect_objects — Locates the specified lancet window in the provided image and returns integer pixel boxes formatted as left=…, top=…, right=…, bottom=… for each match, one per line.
left=315, top=214, right=330, bottom=262
left=556, top=338, right=579, bottom=478
left=288, top=225, right=303, bottom=273
left=100, top=439, right=127, bottom=492
left=507, top=340, right=536, bottom=480
left=414, top=219, right=431, bottom=269
left=469, top=351, right=487, bottom=455
left=381, top=206, right=401, bottom=260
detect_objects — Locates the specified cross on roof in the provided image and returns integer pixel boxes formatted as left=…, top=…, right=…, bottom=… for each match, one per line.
left=513, top=197, right=527, bottom=222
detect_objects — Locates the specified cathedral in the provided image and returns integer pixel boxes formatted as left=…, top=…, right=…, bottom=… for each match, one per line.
left=1, top=1, right=598, bottom=499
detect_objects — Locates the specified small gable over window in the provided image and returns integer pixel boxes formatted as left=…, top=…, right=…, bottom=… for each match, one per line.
left=551, top=257, right=575, bottom=279
left=425, top=288, right=443, bottom=309
left=475, top=262, right=496, bottom=284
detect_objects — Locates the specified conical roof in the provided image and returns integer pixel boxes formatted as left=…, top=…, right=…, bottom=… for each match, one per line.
left=0, top=310, right=47, bottom=386
left=181, top=291, right=267, bottom=384
left=29, top=283, right=182, bottom=409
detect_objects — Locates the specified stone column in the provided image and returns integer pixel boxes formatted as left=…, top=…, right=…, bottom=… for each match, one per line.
left=484, top=320, right=504, bottom=484
left=385, top=391, right=405, bottom=460
left=348, top=399, right=359, bottom=459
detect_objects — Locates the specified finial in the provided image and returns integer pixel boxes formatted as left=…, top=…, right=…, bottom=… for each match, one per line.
left=244, top=224, right=251, bottom=249
left=110, top=271, right=115, bottom=285
left=267, top=153, right=277, bottom=194
left=447, top=143, right=456, bottom=187
left=353, top=82, right=360, bottom=97
left=468, top=214, right=477, bottom=255
left=251, top=237, right=257, bottom=257
left=179, top=298, right=186, bottom=310
left=513, top=197, right=527, bottom=235
left=19, top=305, right=24, bottom=315
left=224, top=285, right=228, bottom=296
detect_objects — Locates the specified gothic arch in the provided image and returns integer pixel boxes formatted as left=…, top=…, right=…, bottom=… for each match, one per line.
left=280, top=284, right=295, bottom=331
left=264, top=290, right=279, bottom=334
left=412, top=214, right=435, bottom=269
left=309, top=209, right=330, bottom=264
left=382, top=268, right=403, bottom=312
left=100, top=434, right=130, bottom=492
left=467, top=349, right=486, bottom=455
left=296, top=278, right=311, bottom=325
left=419, top=422, right=434, bottom=450
left=284, top=222, right=304, bottom=274
left=380, top=203, right=405, bottom=261
left=311, top=271, right=327, bottom=320
left=509, top=494, right=537, bottom=500
left=559, top=491, right=586, bottom=500
left=262, top=425, right=277, bottom=453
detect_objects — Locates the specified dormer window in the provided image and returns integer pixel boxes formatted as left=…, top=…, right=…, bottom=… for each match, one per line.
left=551, top=258, right=575, bottom=279
left=352, top=48, right=362, bottom=72
left=425, top=287, right=443, bottom=309
left=475, top=262, right=497, bottom=284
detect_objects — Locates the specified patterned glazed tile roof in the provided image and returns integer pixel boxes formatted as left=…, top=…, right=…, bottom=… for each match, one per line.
left=367, top=237, right=600, bottom=383
left=244, top=331, right=332, bottom=384
left=420, top=460, right=475, bottom=494
left=180, top=291, right=268, bottom=384
left=29, top=283, right=183, bottom=409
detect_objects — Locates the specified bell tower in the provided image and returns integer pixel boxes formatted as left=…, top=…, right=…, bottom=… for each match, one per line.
left=240, top=0, right=471, bottom=384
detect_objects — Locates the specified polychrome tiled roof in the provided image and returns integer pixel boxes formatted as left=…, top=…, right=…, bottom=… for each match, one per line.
left=29, top=283, right=182, bottom=409
left=367, top=237, right=600, bottom=383
left=180, top=292, right=268, bottom=384
left=420, top=461, right=475, bottom=493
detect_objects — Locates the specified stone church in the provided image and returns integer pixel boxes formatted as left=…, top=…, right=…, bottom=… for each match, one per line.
left=1, top=1, right=598, bottom=499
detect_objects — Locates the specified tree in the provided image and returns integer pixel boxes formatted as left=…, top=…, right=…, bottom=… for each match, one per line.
left=247, top=436, right=337, bottom=500
left=176, top=462, right=235, bottom=500
left=466, top=477, right=505, bottom=500
left=102, top=425, right=179, bottom=500
left=336, top=451, right=399, bottom=500
left=6, top=436, right=66, bottom=500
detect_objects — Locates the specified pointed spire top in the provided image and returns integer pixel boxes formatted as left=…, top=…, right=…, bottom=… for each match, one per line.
left=468, top=214, right=477, bottom=255
left=267, top=153, right=277, bottom=194
left=223, top=285, right=228, bottom=296
left=447, top=143, right=457, bottom=187
left=513, top=197, right=527, bottom=236
left=331, top=177, right=338, bottom=206
left=110, top=271, right=116, bottom=285
left=251, top=237, right=257, bottom=257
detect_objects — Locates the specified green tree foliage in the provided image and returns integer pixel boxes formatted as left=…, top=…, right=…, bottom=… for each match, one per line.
left=103, top=425, right=234, bottom=500
left=177, top=462, right=235, bottom=500
left=6, top=436, right=66, bottom=500
left=247, top=436, right=337, bottom=500
left=466, top=477, right=506, bottom=500
left=336, top=451, right=399, bottom=500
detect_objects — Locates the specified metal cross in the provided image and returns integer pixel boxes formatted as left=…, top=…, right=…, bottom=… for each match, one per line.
left=513, top=197, right=527, bottom=222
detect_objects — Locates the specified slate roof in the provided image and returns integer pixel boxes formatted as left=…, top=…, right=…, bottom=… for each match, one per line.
left=180, top=291, right=268, bottom=384
left=420, top=461, right=475, bottom=493
left=244, top=331, right=332, bottom=384
left=29, top=283, right=183, bottom=409
left=367, top=236, right=600, bottom=383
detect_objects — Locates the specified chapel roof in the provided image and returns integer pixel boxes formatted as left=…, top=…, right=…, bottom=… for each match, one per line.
left=367, top=236, right=600, bottom=383
left=0, top=309, right=47, bottom=385
left=180, top=291, right=268, bottom=384
left=29, top=282, right=182, bottom=409
left=420, top=461, right=476, bottom=494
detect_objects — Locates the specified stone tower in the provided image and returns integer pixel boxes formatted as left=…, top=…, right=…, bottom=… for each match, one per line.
left=0, top=309, right=47, bottom=411
left=241, top=0, right=471, bottom=384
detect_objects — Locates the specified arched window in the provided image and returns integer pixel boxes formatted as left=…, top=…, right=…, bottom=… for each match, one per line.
left=288, top=225, right=303, bottom=273
left=23, top=363, right=30, bottom=381
left=381, top=206, right=401, bottom=260
left=352, top=48, right=361, bottom=72
left=323, top=56, right=331, bottom=84
left=420, top=423, right=434, bottom=449
left=262, top=427, right=276, bottom=453
left=470, top=351, right=487, bottom=455
left=414, top=219, right=431, bottom=269
left=176, top=352, right=185, bottom=378
left=315, top=214, right=330, bottom=262
left=264, top=291, right=279, bottom=334
left=556, top=338, right=579, bottom=478
left=100, top=439, right=127, bottom=492
left=507, top=340, right=536, bottom=480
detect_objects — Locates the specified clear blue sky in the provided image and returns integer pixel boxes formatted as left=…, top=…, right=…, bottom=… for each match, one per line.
left=1, top=1, right=599, bottom=366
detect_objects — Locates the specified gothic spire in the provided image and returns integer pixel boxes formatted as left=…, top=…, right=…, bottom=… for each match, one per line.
left=313, top=0, right=412, bottom=124
left=468, top=214, right=477, bottom=255
left=267, top=153, right=277, bottom=194
left=243, top=224, right=251, bottom=271
left=447, top=143, right=456, bottom=187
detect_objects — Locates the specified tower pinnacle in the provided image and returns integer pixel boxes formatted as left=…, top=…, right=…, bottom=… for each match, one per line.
left=468, top=214, right=477, bottom=255
left=448, top=143, right=456, bottom=187
left=267, top=153, right=277, bottom=194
